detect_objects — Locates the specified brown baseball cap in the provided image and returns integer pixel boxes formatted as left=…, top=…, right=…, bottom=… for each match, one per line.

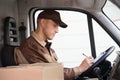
left=37, top=10, right=67, bottom=28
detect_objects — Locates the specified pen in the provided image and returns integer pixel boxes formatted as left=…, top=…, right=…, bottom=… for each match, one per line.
left=82, top=53, right=88, bottom=57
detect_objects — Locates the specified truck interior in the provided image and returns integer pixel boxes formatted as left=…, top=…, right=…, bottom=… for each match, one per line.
left=0, top=0, right=120, bottom=80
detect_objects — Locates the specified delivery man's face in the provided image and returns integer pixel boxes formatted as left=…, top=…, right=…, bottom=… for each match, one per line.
left=41, top=19, right=59, bottom=40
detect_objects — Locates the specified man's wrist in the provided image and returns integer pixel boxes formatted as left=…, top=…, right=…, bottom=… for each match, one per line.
left=73, top=66, right=83, bottom=76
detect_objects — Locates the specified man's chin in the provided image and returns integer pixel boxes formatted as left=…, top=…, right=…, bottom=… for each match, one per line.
left=48, top=37, right=54, bottom=40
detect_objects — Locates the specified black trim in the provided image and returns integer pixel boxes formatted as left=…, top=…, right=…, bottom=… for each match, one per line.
left=28, top=7, right=38, bottom=34
left=87, top=15, right=96, bottom=58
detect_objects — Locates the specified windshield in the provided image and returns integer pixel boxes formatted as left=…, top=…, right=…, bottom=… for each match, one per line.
left=103, top=0, right=120, bottom=29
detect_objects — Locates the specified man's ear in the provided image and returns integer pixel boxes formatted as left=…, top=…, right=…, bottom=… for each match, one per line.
left=40, top=19, right=46, bottom=27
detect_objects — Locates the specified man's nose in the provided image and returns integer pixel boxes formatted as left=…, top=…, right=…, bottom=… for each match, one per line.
left=55, top=27, right=59, bottom=33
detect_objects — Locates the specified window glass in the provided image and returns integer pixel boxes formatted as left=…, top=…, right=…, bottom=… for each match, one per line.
left=92, top=19, right=119, bottom=64
left=103, top=0, right=120, bottom=29
left=34, top=10, right=91, bottom=68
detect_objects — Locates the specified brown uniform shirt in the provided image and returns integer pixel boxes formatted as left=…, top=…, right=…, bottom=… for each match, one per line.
left=18, top=32, right=81, bottom=80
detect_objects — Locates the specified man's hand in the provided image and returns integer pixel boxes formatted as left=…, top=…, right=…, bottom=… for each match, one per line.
left=78, top=56, right=94, bottom=73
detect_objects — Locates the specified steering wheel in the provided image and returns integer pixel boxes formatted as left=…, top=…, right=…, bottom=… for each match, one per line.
left=81, top=46, right=115, bottom=76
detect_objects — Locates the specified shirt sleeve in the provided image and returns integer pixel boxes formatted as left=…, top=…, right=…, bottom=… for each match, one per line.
left=64, top=67, right=81, bottom=80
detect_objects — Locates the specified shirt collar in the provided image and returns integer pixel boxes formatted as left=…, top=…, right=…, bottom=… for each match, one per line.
left=31, top=31, right=47, bottom=47
left=45, top=41, right=52, bottom=49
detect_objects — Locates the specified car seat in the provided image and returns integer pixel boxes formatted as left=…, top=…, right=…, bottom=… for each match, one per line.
left=1, top=17, right=20, bottom=67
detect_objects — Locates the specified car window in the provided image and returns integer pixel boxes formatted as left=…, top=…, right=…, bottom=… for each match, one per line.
left=103, top=0, right=120, bottom=29
left=34, top=10, right=91, bottom=68
left=92, top=19, right=119, bottom=64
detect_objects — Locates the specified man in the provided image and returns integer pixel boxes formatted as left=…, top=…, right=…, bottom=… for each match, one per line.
left=16, top=10, right=94, bottom=80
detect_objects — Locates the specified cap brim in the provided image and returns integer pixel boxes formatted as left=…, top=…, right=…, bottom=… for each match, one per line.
left=59, top=21, right=67, bottom=28
left=52, top=19, right=67, bottom=28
